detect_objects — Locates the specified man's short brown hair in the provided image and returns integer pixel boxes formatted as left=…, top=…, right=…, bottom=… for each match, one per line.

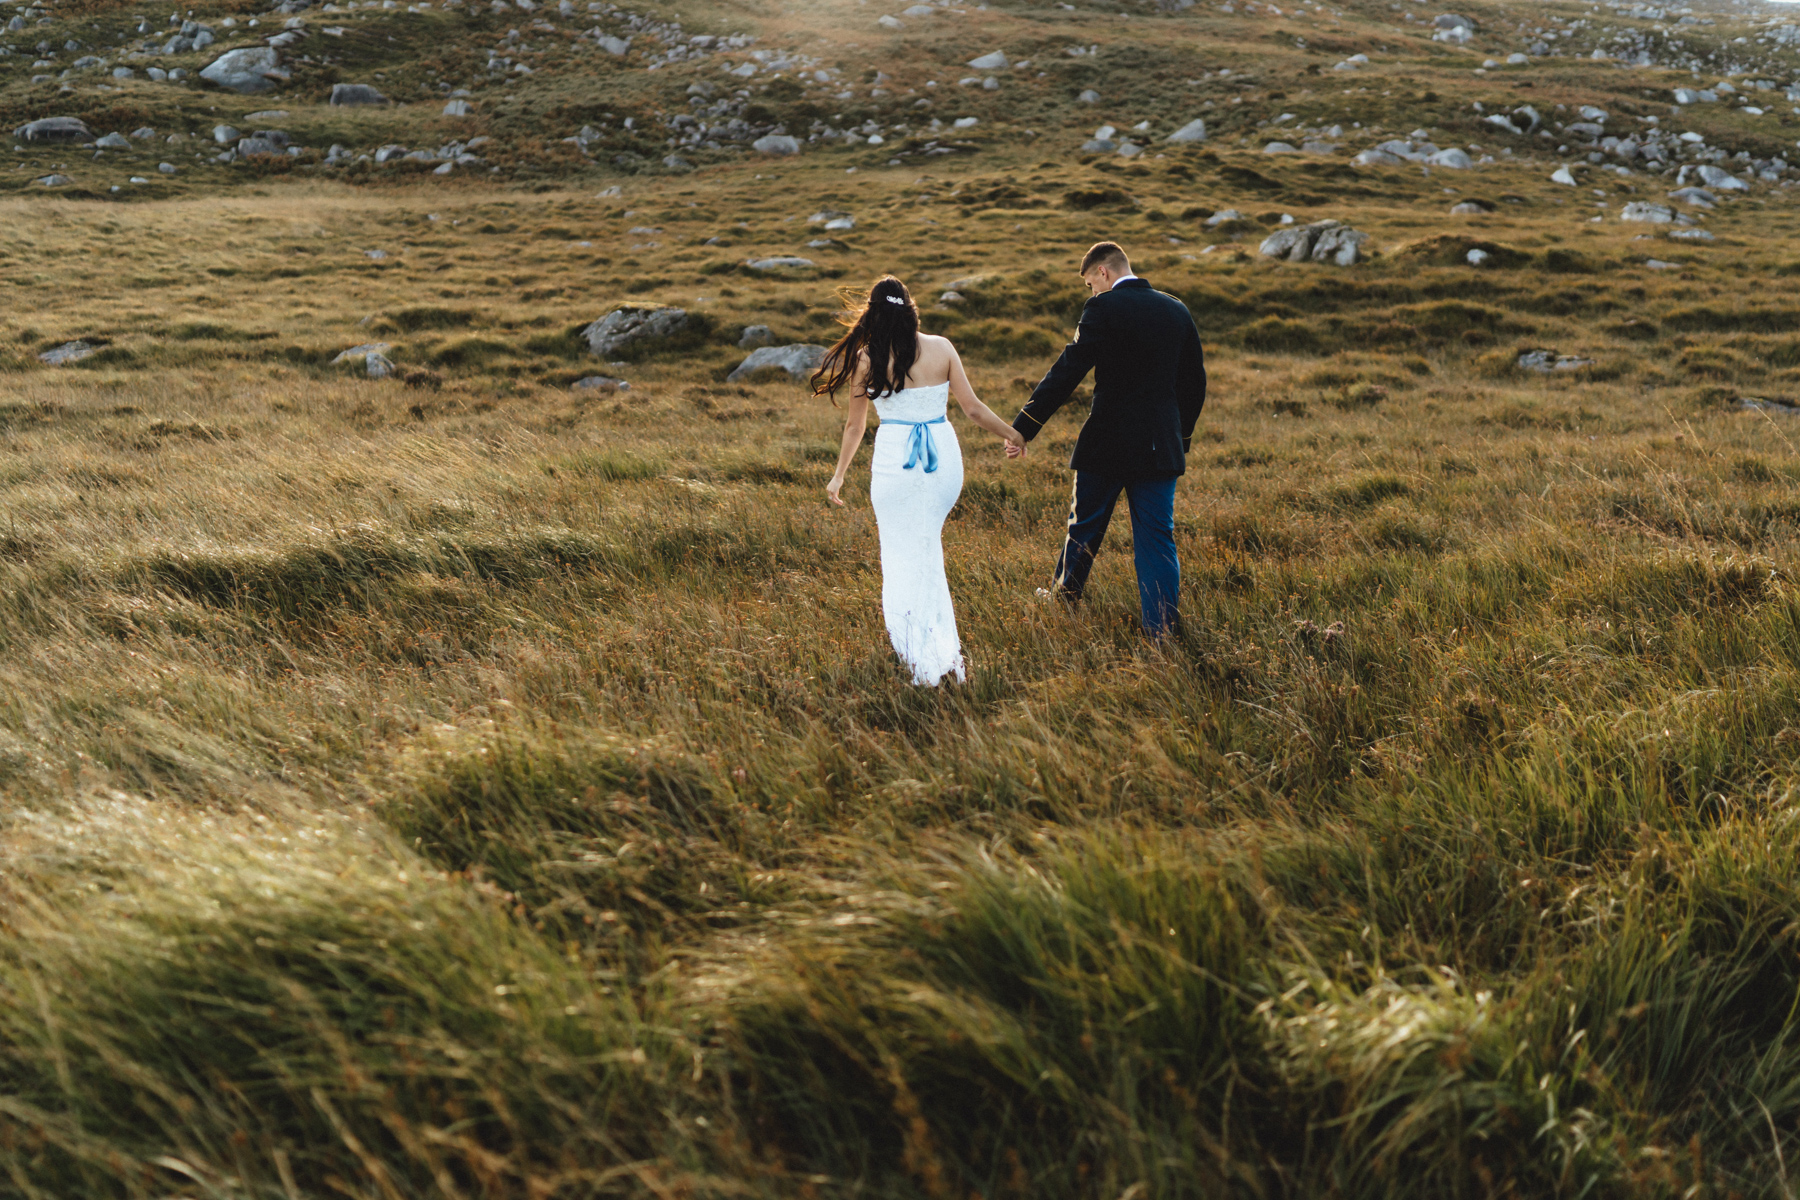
left=1080, top=241, right=1130, bottom=275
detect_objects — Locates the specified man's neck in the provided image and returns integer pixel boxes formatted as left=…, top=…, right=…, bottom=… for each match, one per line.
left=1107, top=272, right=1138, bottom=290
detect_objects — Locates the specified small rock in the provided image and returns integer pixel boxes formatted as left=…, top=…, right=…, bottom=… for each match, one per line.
left=13, top=116, right=90, bottom=143
left=1620, top=201, right=1674, bottom=223
left=662, top=154, right=692, bottom=171
left=330, top=82, right=387, bottom=105
left=1669, top=186, right=1717, bottom=208
left=1204, top=209, right=1243, bottom=226
left=1645, top=259, right=1681, bottom=270
left=35, top=174, right=70, bottom=187
left=1352, top=148, right=1405, bottom=166
left=938, top=291, right=964, bottom=305
left=1667, top=228, right=1714, bottom=242
left=199, top=46, right=281, bottom=94
left=1518, top=350, right=1592, bottom=372
left=130, top=126, right=156, bottom=139
left=967, top=50, right=1008, bottom=70
left=1506, top=52, right=1528, bottom=64
left=1263, top=141, right=1298, bottom=154
left=752, top=134, right=800, bottom=155
left=1165, top=117, right=1207, bottom=143
left=365, top=249, right=388, bottom=260
left=1258, top=219, right=1369, bottom=266
left=1551, top=166, right=1577, bottom=185
left=442, top=99, right=470, bottom=116
left=597, top=35, right=629, bottom=55
left=571, top=375, right=629, bottom=391
left=158, top=162, right=176, bottom=174
left=1428, top=147, right=1472, bottom=169
left=1078, top=88, right=1100, bottom=103
left=213, top=123, right=240, bottom=144
left=365, top=352, right=395, bottom=379
left=1696, top=164, right=1749, bottom=191
left=1449, top=201, right=1488, bottom=215
left=1434, top=12, right=1475, bottom=29
left=331, top=342, right=392, bottom=364
left=39, top=340, right=95, bottom=365
left=1466, top=248, right=1489, bottom=265
left=738, top=324, right=776, bottom=348
left=726, top=343, right=826, bottom=382
left=745, top=256, right=814, bottom=271
left=582, top=305, right=689, bottom=357
left=876, top=14, right=902, bottom=29
left=94, top=131, right=130, bottom=149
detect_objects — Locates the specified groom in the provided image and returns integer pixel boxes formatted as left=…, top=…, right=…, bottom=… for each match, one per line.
left=1006, top=241, right=1207, bottom=637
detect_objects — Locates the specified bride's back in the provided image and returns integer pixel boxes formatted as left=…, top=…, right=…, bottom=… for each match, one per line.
left=884, top=334, right=954, bottom=392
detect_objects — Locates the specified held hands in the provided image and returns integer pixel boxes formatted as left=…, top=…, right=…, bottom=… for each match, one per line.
left=1003, top=429, right=1028, bottom=461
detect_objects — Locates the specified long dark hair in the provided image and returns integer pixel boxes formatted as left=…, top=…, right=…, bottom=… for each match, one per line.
left=810, top=275, right=920, bottom=404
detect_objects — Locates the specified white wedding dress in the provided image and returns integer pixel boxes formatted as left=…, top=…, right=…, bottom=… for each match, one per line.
left=868, top=381, right=966, bottom=686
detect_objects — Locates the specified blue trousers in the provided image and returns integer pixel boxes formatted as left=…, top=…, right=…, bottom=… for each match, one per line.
left=1050, top=472, right=1181, bottom=636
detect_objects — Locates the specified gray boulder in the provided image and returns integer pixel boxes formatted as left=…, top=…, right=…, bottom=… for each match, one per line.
left=571, top=375, right=629, bottom=391
left=199, top=46, right=281, bottom=93
left=14, top=116, right=90, bottom=143
left=726, top=343, right=826, bottom=382
left=365, top=352, right=395, bottom=379
left=1620, top=201, right=1674, bottom=223
left=35, top=174, right=71, bottom=187
left=1258, top=219, right=1370, bottom=266
left=752, top=134, right=800, bottom=155
left=1427, top=147, right=1472, bottom=169
left=94, top=132, right=130, bottom=149
left=745, top=256, right=814, bottom=270
left=1697, top=164, right=1749, bottom=191
left=1434, top=12, right=1475, bottom=29
left=738, top=324, right=776, bottom=348
left=330, top=82, right=387, bottom=105
left=581, top=305, right=689, bottom=357
left=1669, top=186, right=1717, bottom=208
left=213, top=123, right=240, bottom=144
left=1166, top=118, right=1207, bottom=143
left=236, top=136, right=279, bottom=156
left=967, top=51, right=1008, bottom=69
left=39, top=340, right=95, bottom=365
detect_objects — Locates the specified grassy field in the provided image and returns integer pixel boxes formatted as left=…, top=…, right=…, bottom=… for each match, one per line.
left=9, top=0, right=1800, bottom=1194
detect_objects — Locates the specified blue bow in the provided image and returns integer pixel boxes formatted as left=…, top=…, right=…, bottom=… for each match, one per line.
left=894, top=416, right=946, bottom=473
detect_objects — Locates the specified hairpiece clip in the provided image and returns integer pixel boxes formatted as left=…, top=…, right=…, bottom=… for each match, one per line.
left=884, top=294, right=905, bottom=305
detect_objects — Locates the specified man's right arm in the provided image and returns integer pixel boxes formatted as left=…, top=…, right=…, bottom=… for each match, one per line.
left=1012, top=299, right=1104, bottom=443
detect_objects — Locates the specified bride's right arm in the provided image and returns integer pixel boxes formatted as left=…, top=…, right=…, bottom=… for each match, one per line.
left=826, top=391, right=871, bottom=507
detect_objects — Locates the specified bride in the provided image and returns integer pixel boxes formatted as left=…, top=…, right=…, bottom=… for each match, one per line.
left=815, top=276, right=1026, bottom=686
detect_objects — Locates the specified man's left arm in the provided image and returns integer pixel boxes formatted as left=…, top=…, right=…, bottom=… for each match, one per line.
left=1178, top=318, right=1207, bottom=453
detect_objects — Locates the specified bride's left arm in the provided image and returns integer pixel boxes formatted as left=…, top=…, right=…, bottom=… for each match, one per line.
left=947, top=343, right=1026, bottom=450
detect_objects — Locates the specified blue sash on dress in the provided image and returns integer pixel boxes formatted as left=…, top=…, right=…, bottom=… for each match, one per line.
left=884, top=415, right=947, bottom=473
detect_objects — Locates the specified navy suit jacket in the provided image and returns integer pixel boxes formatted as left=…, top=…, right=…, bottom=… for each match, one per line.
left=1011, top=277, right=1207, bottom=478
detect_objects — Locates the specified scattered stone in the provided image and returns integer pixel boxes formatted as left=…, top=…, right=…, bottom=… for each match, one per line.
left=1434, top=12, right=1475, bottom=29
left=1450, top=200, right=1490, bottom=214
left=582, top=305, right=689, bottom=357
left=752, top=134, right=800, bottom=155
left=1301, top=141, right=1338, bottom=155
left=1506, top=52, right=1528, bottom=64
left=94, top=132, right=130, bottom=149
left=1645, top=259, right=1681, bottom=269
left=443, top=98, right=470, bottom=116
left=876, top=14, right=902, bottom=29
left=571, top=375, right=629, bottom=391
left=662, top=154, right=692, bottom=171
left=330, top=342, right=392, bottom=364
left=1204, top=208, right=1243, bottom=226
left=130, top=127, right=155, bottom=139
left=1078, top=88, right=1100, bottom=103
left=745, top=256, right=814, bottom=270
left=1669, top=186, right=1717, bottom=208
left=34, top=174, right=70, bottom=187
left=1466, top=248, right=1490, bottom=265
left=1667, top=228, right=1715, bottom=242
left=1166, top=117, right=1207, bottom=143
left=213, top=123, right=240, bottom=144
left=726, top=343, right=826, bottom=382
left=1620, top=201, right=1675, bottom=223
left=1697, top=164, right=1749, bottom=191
left=738, top=324, right=776, bottom=348
left=1263, top=141, right=1298, bottom=154
left=364, top=352, right=395, bottom=379
left=13, top=116, right=90, bottom=143
left=1258, top=219, right=1370, bottom=266
left=157, top=162, right=176, bottom=174
left=1735, top=397, right=1800, bottom=415
left=967, top=51, right=1008, bottom=70
left=1428, top=147, right=1472, bottom=169
left=1352, top=148, right=1405, bottom=166
left=38, top=340, right=95, bottom=365
left=199, top=46, right=281, bottom=93
left=1518, top=350, right=1592, bottom=372
left=953, top=117, right=979, bottom=129
left=329, top=82, right=387, bottom=105
left=597, top=34, right=629, bottom=55
left=1550, top=165, right=1577, bottom=185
